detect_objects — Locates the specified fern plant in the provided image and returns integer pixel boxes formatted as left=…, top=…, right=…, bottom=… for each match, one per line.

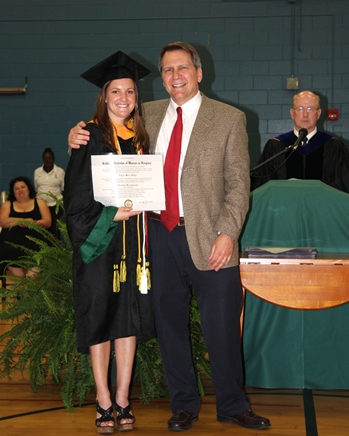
left=0, top=221, right=95, bottom=411
left=0, top=219, right=211, bottom=411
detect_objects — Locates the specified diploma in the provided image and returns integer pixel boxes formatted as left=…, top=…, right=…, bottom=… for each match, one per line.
left=91, top=154, right=165, bottom=211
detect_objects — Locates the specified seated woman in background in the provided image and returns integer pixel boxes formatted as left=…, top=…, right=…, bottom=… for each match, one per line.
left=0, top=176, right=51, bottom=278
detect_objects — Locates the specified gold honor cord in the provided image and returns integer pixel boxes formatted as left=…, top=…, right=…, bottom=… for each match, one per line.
left=136, top=213, right=142, bottom=287
left=112, top=122, right=132, bottom=293
left=111, top=121, right=150, bottom=292
left=142, top=211, right=151, bottom=293
left=120, top=221, right=127, bottom=282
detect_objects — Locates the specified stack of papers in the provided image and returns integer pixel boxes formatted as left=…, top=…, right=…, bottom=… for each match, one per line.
left=244, top=247, right=317, bottom=258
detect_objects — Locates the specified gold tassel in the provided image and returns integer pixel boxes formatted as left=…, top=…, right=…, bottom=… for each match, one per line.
left=120, top=255, right=127, bottom=283
left=113, top=264, right=120, bottom=293
left=136, top=258, right=142, bottom=286
left=119, top=221, right=127, bottom=283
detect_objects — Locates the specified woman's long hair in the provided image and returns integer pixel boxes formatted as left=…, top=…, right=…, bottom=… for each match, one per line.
left=92, top=80, right=149, bottom=153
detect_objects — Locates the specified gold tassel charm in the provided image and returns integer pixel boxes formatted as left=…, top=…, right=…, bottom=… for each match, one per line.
left=120, top=255, right=127, bottom=283
left=113, top=264, right=120, bottom=293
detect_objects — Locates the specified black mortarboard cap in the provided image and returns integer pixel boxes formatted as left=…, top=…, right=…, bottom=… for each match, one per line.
left=80, top=51, right=151, bottom=115
left=80, top=51, right=150, bottom=88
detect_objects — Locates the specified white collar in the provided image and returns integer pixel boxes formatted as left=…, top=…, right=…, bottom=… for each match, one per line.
left=169, top=91, right=202, bottom=118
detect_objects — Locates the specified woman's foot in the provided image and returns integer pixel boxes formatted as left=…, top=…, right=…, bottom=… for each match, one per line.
left=113, top=397, right=135, bottom=432
left=95, top=400, right=115, bottom=434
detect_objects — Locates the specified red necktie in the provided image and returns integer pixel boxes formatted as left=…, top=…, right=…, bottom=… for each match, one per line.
left=161, top=107, right=183, bottom=232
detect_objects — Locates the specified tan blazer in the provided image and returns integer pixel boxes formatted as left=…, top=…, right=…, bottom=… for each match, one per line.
left=143, top=94, right=250, bottom=271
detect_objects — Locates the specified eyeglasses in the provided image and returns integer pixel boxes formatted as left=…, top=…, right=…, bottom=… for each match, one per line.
left=292, top=107, right=319, bottom=113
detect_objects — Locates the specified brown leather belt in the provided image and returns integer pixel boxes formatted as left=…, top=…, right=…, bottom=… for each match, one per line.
left=149, top=212, right=185, bottom=226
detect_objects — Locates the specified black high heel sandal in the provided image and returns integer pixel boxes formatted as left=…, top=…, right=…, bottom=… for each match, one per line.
left=113, top=401, right=135, bottom=432
left=95, top=401, right=115, bottom=434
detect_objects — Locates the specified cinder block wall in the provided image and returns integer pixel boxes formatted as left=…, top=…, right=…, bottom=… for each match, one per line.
left=1, top=0, right=348, bottom=192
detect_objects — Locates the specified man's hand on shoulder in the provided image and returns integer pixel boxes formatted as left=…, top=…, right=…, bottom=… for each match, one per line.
left=68, top=121, right=90, bottom=149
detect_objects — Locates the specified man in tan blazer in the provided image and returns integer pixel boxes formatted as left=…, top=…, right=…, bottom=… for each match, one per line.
left=68, top=41, right=270, bottom=432
left=144, top=93, right=249, bottom=270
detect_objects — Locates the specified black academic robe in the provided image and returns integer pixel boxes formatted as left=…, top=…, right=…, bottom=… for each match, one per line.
left=64, top=123, right=155, bottom=353
left=251, top=130, right=349, bottom=193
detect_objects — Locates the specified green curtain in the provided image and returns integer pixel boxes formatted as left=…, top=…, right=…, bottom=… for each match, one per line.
left=240, top=180, right=349, bottom=388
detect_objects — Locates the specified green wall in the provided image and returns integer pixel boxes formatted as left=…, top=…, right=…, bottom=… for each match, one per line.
left=1, top=0, right=348, bottom=192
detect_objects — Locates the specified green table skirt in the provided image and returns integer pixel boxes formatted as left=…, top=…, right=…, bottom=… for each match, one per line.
left=240, top=180, right=349, bottom=389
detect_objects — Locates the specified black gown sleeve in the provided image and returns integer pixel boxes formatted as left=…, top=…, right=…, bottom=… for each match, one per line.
left=64, top=125, right=118, bottom=263
left=250, top=139, right=288, bottom=190
left=323, top=139, right=349, bottom=193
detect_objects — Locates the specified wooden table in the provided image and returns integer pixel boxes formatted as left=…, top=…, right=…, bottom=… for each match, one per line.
left=239, top=254, right=349, bottom=310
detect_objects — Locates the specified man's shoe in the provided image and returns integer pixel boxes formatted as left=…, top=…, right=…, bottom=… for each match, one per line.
left=168, top=410, right=199, bottom=431
left=217, top=409, right=271, bottom=429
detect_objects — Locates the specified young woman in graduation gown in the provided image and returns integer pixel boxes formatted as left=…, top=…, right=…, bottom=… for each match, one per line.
left=64, top=52, right=155, bottom=433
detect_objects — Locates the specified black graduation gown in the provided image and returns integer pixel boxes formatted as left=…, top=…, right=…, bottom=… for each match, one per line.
left=251, top=131, right=349, bottom=193
left=64, top=123, right=155, bottom=354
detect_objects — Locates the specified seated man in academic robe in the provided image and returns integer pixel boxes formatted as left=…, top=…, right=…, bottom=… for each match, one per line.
left=251, top=90, right=349, bottom=193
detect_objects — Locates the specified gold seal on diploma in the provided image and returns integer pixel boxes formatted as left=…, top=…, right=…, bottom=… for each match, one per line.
left=124, top=199, right=133, bottom=207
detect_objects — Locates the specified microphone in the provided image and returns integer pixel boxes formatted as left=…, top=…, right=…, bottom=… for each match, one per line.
left=292, top=128, right=308, bottom=150
left=250, top=127, right=308, bottom=175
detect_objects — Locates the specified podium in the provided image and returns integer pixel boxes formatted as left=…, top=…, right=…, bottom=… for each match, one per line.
left=240, top=180, right=349, bottom=389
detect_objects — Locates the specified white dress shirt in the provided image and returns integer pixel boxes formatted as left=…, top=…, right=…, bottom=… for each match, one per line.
left=156, top=92, right=202, bottom=216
